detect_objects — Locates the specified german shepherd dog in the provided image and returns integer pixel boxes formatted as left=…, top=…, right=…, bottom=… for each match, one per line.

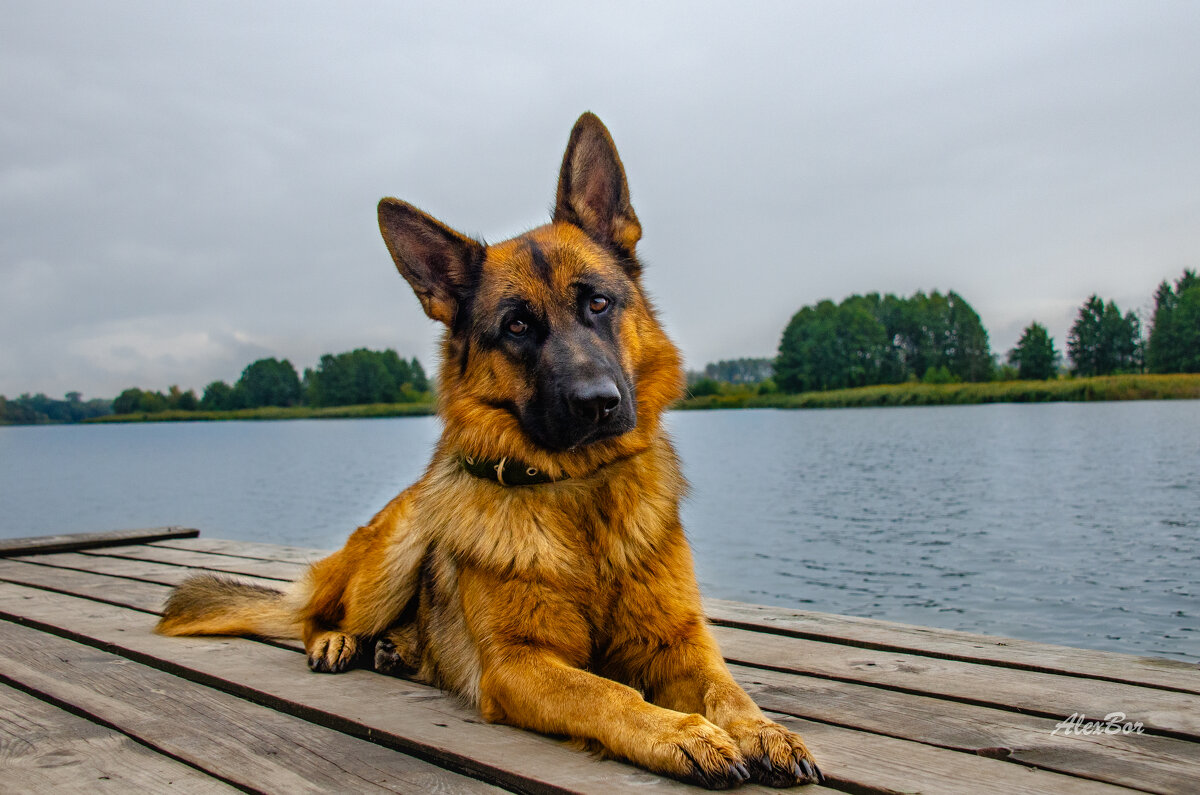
left=157, top=113, right=822, bottom=788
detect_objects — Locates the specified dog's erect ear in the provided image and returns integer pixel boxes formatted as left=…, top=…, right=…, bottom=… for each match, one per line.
left=553, top=112, right=642, bottom=255
left=378, top=198, right=485, bottom=325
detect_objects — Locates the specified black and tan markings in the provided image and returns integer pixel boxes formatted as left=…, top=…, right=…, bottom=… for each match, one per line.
left=460, top=227, right=637, bottom=452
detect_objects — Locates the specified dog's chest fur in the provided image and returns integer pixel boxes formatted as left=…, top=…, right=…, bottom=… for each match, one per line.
left=409, top=440, right=693, bottom=698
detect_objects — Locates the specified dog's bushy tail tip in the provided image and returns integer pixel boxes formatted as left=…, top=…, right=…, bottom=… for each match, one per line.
left=155, top=573, right=300, bottom=639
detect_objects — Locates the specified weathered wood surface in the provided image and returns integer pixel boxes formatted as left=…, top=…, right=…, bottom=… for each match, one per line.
left=705, top=598, right=1200, bottom=695
left=0, top=621, right=498, bottom=794
left=1, top=531, right=1197, bottom=794
left=0, top=683, right=237, bottom=794
left=0, top=527, right=198, bottom=557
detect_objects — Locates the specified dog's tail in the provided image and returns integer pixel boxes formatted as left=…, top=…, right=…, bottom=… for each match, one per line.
left=155, top=574, right=306, bottom=639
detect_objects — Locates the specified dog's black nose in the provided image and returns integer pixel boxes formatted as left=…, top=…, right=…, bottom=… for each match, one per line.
left=569, top=379, right=621, bottom=424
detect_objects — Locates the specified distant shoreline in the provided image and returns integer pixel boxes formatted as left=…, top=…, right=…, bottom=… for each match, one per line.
left=677, top=373, right=1200, bottom=410
left=4, top=373, right=1197, bottom=426
left=83, top=402, right=437, bottom=424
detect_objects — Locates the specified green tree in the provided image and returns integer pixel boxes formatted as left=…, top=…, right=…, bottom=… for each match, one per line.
left=234, top=358, right=301, bottom=408
left=921, top=365, right=957, bottom=384
left=1068, top=295, right=1142, bottom=376
left=944, top=291, right=993, bottom=381
left=113, top=388, right=144, bottom=415
left=303, top=349, right=428, bottom=406
left=200, top=381, right=235, bottom=410
left=137, top=390, right=168, bottom=413
left=776, top=301, right=835, bottom=393
left=776, top=298, right=890, bottom=392
left=1147, top=269, right=1200, bottom=373
left=0, top=395, right=41, bottom=424
left=1007, top=322, right=1058, bottom=380
left=775, top=289, right=992, bottom=392
left=409, top=358, right=429, bottom=392
left=702, top=358, right=775, bottom=384
left=166, top=385, right=198, bottom=411
left=891, top=291, right=992, bottom=382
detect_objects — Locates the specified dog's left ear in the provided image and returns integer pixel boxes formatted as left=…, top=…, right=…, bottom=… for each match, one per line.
left=553, top=112, right=642, bottom=256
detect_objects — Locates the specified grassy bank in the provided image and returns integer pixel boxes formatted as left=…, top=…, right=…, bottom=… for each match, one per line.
left=677, top=373, right=1200, bottom=410
left=63, top=373, right=1200, bottom=423
left=86, top=402, right=436, bottom=423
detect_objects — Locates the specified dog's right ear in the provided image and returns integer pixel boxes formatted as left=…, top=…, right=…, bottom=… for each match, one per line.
left=378, top=198, right=485, bottom=325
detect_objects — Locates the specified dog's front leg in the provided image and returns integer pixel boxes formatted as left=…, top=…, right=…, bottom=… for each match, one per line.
left=645, top=626, right=823, bottom=788
left=461, top=568, right=749, bottom=788
left=478, top=646, right=751, bottom=789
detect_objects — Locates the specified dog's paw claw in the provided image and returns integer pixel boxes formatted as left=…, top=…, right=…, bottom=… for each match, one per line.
left=657, top=714, right=748, bottom=790
left=727, top=718, right=820, bottom=787
left=306, top=631, right=358, bottom=674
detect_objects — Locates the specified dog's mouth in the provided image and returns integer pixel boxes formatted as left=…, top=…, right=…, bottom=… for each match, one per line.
left=521, top=379, right=638, bottom=453
left=563, top=413, right=637, bottom=452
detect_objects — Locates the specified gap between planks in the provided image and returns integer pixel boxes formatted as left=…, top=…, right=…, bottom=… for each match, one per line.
left=0, top=556, right=1188, bottom=793
left=39, top=544, right=1200, bottom=742
left=146, top=537, right=1200, bottom=696
left=0, top=620, right=504, bottom=794
left=0, top=582, right=1136, bottom=795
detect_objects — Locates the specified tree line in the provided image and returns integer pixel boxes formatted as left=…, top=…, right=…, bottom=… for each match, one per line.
left=117, top=348, right=430, bottom=414
left=1, top=348, right=430, bottom=424
left=4, top=271, right=1197, bottom=423
left=769, top=269, right=1198, bottom=393
left=775, top=290, right=992, bottom=392
left=0, top=392, right=112, bottom=425
left=686, top=358, right=775, bottom=396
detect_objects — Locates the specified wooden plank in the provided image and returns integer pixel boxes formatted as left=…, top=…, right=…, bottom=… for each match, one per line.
left=57, top=543, right=1196, bottom=745
left=0, top=582, right=1138, bottom=794
left=0, top=527, right=199, bottom=558
left=732, top=663, right=1200, bottom=794
left=765, top=714, right=1133, bottom=795
left=129, top=539, right=1200, bottom=696
left=2, top=556, right=1188, bottom=793
left=9, top=545, right=1190, bottom=790
left=0, top=582, right=705, bottom=794
left=150, top=536, right=333, bottom=564
left=5, top=551, right=283, bottom=590
left=12, top=548, right=1197, bottom=745
left=706, top=598, right=1200, bottom=695
left=0, top=620, right=502, bottom=794
left=0, top=558, right=308, bottom=653
left=0, top=683, right=236, bottom=794
left=8, top=556, right=1192, bottom=792
left=711, top=624, right=1200, bottom=741
left=79, top=543, right=304, bottom=581
left=0, top=557, right=171, bottom=615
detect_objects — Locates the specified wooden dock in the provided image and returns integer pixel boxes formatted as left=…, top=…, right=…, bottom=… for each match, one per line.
left=0, top=528, right=1196, bottom=793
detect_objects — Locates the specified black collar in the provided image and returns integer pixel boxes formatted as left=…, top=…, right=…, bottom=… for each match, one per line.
left=460, top=454, right=561, bottom=486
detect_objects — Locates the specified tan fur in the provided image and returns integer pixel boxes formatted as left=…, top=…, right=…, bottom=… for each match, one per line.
left=156, top=113, right=820, bottom=788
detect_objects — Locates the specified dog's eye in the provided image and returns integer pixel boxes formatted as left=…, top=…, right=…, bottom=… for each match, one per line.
left=589, top=295, right=610, bottom=314
left=507, top=319, right=529, bottom=337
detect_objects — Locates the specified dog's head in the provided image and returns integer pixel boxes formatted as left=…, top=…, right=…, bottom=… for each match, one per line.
left=378, top=113, right=683, bottom=476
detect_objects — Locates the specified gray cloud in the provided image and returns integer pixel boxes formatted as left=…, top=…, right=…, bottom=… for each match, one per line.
left=3, top=1, right=1198, bottom=397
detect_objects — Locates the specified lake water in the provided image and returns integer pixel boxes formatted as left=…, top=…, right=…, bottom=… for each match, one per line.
left=2, top=401, right=1198, bottom=662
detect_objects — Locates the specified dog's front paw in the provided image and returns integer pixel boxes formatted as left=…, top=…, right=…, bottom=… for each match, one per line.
left=653, top=713, right=751, bottom=790
left=374, top=637, right=417, bottom=677
left=307, top=631, right=360, bottom=673
left=373, top=623, right=420, bottom=677
left=726, top=718, right=822, bottom=787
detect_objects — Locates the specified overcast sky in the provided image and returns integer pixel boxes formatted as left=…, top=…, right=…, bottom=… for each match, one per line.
left=3, top=1, right=1198, bottom=398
